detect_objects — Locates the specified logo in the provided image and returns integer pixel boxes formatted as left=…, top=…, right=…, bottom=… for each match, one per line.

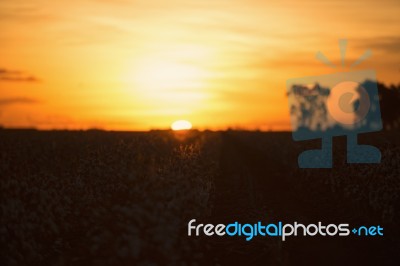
left=188, top=219, right=384, bottom=241
left=286, top=39, right=382, bottom=168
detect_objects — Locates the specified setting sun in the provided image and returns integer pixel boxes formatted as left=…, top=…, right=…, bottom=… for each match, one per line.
left=171, top=120, right=192, bottom=131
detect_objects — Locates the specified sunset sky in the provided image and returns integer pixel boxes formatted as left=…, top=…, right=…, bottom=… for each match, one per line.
left=1, top=0, right=399, bottom=130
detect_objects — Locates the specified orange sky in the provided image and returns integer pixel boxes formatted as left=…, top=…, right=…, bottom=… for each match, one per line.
left=1, top=0, right=399, bottom=130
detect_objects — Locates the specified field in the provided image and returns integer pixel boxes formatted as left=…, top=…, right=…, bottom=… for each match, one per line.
left=1, top=129, right=399, bottom=265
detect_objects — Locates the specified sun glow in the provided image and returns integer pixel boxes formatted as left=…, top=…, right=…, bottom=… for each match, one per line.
left=122, top=56, right=210, bottom=120
left=171, top=120, right=192, bottom=131
left=132, top=58, right=206, bottom=93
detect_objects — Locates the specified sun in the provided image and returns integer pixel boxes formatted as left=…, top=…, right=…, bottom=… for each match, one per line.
left=171, top=120, right=192, bottom=131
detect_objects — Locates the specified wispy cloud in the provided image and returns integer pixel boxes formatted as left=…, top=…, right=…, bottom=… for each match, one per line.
left=0, top=97, right=40, bottom=106
left=357, top=36, right=400, bottom=54
left=0, top=68, right=40, bottom=82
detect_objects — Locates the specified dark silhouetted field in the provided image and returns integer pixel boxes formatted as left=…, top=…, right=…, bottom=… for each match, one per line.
left=1, top=129, right=399, bottom=265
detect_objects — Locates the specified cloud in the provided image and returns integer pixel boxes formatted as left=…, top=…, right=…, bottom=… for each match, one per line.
left=357, top=36, right=400, bottom=54
left=0, top=97, right=40, bottom=106
left=0, top=68, right=40, bottom=82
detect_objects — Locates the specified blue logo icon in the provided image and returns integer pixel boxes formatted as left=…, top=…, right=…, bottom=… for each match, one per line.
left=287, top=40, right=382, bottom=168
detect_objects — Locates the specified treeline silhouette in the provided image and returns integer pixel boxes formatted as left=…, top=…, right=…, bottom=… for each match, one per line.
left=288, top=81, right=400, bottom=132
left=379, top=82, right=400, bottom=130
